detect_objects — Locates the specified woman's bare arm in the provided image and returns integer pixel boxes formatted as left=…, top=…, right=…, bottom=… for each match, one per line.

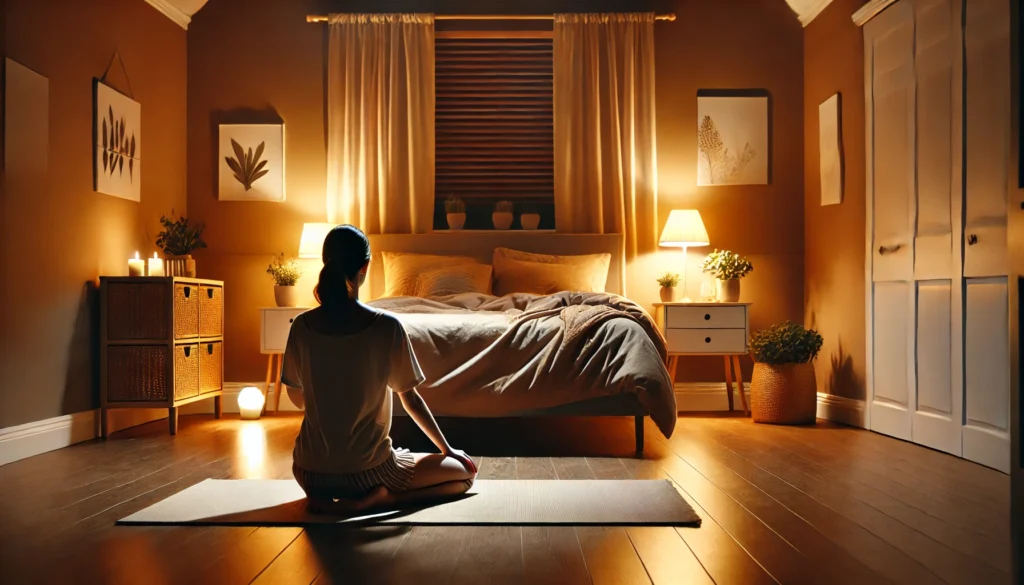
left=398, top=389, right=477, bottom=472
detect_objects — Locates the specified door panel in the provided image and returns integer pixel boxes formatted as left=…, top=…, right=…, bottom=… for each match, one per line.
left=964, top=277, right=1011, bottom=471
left=914, top=280, right=961, bottom=454
left=872, top=281, right=914, bottom=440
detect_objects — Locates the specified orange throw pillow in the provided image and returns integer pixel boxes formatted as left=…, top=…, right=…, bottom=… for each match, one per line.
left=491, top=248, right=611, bottom=296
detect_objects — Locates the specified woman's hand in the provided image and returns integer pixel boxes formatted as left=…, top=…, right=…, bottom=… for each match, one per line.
left=444, top=447, right=478, bottom=474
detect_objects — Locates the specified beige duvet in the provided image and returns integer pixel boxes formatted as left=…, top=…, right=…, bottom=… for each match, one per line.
left=368, top=292, right=677, bottom=438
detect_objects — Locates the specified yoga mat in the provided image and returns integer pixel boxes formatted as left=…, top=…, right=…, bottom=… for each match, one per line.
left=117, top=479, right=701, bottom=527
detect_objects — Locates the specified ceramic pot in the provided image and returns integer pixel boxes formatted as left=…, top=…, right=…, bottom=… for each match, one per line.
left=446, top=212, right=466, bottom=230
left=750, top=362, right=817, bottom=424
left=659, top=286, right=676, bottom=303
left=521, top=213, right=541, bottom=230
left=492, top=211, right=513, bottom=230
left=274, top=285, right=298, bottom=308
left=718, top=278, right=741, bottom=302
left=164, top=254, right=195, bottom=278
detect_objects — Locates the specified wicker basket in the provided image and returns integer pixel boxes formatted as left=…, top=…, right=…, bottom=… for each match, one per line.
left=173, top=283, right=200, bottom=339
left=173, top=344, right=200, bottom=400
left=107, top=345, right=169, bottom=402
left=106, top=283, right=169, bottom=340
left=200, top=341, right=223, bottom=394
left=199, top=285, right=223, bottom=337
left=750, top=362, right=817, bottom=425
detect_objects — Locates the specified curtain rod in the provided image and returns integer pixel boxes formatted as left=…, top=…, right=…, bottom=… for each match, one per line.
left=305, top=13, right=677, bottom=23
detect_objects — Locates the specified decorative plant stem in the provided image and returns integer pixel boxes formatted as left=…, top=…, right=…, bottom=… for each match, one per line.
left=225, top=139, right=269, bottom=191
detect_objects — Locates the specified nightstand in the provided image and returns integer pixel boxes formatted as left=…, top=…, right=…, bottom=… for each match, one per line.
left=653, top=302, right=751, bottom=415
left=260, top=307, right=311, bottom=414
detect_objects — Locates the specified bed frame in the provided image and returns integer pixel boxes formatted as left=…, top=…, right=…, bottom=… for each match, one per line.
left=368, top=232, right=648, bottom=453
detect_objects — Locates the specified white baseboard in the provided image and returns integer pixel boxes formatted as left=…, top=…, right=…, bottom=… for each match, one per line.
left=816, top=392, right=866, bottom=428
left=675, top=382, right=750, bottom=412
left=180, top=382, right=301, bottom=415
left=0, top=410, right=98, bottom=467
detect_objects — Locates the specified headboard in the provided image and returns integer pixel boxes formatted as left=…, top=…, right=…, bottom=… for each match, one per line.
left=365, top=232, right=623, bottom=300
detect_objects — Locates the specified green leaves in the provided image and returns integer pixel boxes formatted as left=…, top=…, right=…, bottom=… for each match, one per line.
left=225, top=139, right=269, bottom=191
left=156, top=210, right=207, bottom=256
left=701, top=249, right=753, bottom=280
left=444, top=195, right=465, bottom=214
left=656, top=272, right=680, bottom=287
left=750, top=321, right=823, bottom=364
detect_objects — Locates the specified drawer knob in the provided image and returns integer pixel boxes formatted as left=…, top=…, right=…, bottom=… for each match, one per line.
left=704, top=337, right=711, bottom=343
left=183, top=286, right=191, bottom=298
left=704, top=314, right=711, bottom=321
left=967, top=234, right=978, bottom=245
left=207, top=288, right=215, bottom=298
left=289, top=318, right=294, bottom=323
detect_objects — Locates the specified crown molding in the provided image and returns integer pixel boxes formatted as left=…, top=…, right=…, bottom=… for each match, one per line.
left=797, top=0, right=835, bottom=26
left=852, top=0, right=899, bottom=27
left=145, top=0, right=191, bottom=30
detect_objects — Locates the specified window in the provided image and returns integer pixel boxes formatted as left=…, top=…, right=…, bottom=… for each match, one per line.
left=434, top=31, right=554, bottom=229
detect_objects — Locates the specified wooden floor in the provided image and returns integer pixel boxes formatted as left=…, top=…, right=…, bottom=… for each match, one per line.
left=0, top=412, right=1010, bottom=585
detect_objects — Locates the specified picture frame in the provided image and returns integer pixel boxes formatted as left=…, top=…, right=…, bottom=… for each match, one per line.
left=218, top=123, right=285, bottom=201
left=696, top=90, right=771, bottom=186
left=94, top=79, right=141, bottom=202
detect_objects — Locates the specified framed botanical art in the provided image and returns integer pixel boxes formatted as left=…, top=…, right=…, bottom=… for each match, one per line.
left=94, top=80, right=141, bottom=201
left=818, top=93, right=843, bottom=206
left=218, top=124, right=285, bottom=201
left=696, top=91, right=770, bottom=186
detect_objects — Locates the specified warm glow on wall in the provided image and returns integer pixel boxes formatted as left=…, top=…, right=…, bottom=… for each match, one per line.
left=298, top=223, right=335, bottom=259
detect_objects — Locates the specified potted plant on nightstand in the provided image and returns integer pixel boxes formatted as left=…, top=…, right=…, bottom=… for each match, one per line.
left=492, top=200, right=514, bottom=230
left=701, top=249, right=753, bottom=302
left=445, top=195, right=466, bottom=230
left=749, top=320, right=823, bottom=425
left=156, top=210, right=206, bottom=277
left=656, top=272, right=680, bottom=302
left=267, top=253, right=303, bottom=307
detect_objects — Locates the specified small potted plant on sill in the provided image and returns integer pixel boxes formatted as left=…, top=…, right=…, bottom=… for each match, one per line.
left=156, top=210, right=206, bottom=277
left=656, top=272, right=680, bottom=303
left=749, top=321, right=823, bottom=425
left=445, top=195, right=466, bottom=230
left=701, top=249, right=753, bottom=303
left=492, top=200, right=514, bottom=230
left=520, top=204, right=541, bottom=230
left=267, top=253, right=303, bottom=307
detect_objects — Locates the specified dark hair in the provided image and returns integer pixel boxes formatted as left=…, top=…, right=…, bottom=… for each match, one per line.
left=314, top=224, right=370, bottom=309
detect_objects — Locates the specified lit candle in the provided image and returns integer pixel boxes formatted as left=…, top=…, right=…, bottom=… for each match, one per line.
left=128, top=252, right=145, bottom=277
left=147, top=252, right=164, bottom=277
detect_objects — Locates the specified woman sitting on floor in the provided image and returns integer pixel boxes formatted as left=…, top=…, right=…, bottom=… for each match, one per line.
left=282, top=224, right=477, bottom=515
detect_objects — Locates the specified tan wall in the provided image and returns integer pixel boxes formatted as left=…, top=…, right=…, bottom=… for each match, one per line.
left=803, top=0, right=867, bottom=400
left=0, top=1, right=187, bottom=428
left=187, top=0, right=804, bottom=384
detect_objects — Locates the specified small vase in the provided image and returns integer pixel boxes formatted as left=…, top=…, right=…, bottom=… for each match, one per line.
left=659, top=286, right=676, bottom=303
left=492, top=211, right=513, bottom=230
left=718, top=278, right=741, bottom=303
left=521, top=213, right=541, bottom=230
left=750, top=362, right=817, bottom=424
left=164, top=254, right=194, bottom=278
left=446, top=212, right=466, bottom=230
left=274, top=285, right=298, bottom=308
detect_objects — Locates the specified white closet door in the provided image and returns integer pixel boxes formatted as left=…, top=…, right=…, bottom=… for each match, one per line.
left=963, top=0, right=1011, bottom=472
left=866, top=1, right=917, bottom=441
left=912, top=0, right=963, bottom=455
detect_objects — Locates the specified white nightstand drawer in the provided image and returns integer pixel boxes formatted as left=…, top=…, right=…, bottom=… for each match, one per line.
left=666, top=305, right=746, bottom=329
left=666, top=328, right=747, bottom=354
left=261, top=308, right=307, bottom=353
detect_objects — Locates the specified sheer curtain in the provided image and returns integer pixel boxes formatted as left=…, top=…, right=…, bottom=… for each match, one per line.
left=553, top=13, right=659, bottom=296
left=326, top=13, right=434, bottom=233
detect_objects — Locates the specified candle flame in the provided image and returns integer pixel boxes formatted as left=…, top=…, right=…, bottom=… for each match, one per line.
left=134, top=251, right=139, bottom=260
left=153, top=252, right=159, bottom=259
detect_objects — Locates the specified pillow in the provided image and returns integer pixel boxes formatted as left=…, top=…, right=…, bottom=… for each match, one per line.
left=492, top=247, right=611, bottom=296
left=414, top=264, right=493, bottom=298
left=382, top=252, right=481, bottom=297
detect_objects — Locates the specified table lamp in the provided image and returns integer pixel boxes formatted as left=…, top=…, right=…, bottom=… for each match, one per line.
left=658, top=210, right=710, bottom=303
left=298, top=223, right=335, bottom=259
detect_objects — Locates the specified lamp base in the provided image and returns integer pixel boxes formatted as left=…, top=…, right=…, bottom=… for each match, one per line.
left=678, top=295, right=694, bottom=303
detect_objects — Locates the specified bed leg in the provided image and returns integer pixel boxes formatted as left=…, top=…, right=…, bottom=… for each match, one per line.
left=634, top=415, right=645, bottom=454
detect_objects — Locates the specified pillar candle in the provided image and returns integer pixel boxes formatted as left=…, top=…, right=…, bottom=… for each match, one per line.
left=147, top=252, right=164, bottom=277
left=128, top=252, right=145, bottom=277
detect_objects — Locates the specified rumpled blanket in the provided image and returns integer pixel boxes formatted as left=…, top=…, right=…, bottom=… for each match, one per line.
left=368, top=291, right=676, bottom=438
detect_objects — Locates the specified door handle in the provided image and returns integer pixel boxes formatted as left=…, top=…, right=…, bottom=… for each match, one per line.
left=878, top=244, right=901, bottom=255
left=967, top=234, right=978, bottom=245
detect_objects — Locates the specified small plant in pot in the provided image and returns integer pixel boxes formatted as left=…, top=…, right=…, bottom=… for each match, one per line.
left=520, top=204, right=541, bottom=230
left=749, top=321, right=824, bottom=425
left=444, top=195, right=466, bottom=230
left=267, top=253, right=303, bottom=307
left=656, top=272, right=680, bottom=303
left=701, top=249, right=753, bottom=302
left=492, top=200, right=514, bottom=230
left=156, top=210, right=206, bottom=277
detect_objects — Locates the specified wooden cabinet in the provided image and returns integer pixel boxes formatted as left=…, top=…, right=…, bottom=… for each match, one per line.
left=100, top=277, right=225, bottom=436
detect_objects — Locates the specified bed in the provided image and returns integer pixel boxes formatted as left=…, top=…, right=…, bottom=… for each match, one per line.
left=364, top=233, right=676, bottom=452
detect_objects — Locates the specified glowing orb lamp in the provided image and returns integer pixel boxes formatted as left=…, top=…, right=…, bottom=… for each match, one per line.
left=238, top=386, right=266, bottom=420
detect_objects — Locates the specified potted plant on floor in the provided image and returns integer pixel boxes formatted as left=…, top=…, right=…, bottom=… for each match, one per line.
left=156, top=210, right=206, bottom=277
left=267, top=253, right=303, bottom=307
left=701, top=249, right=753, bottom=302
left=445, top=195, right=466, bottom=230
left=749, top=320, right=823, bottom=425
left=656, top=272, right=680, bottom=303
left=492, top=200, right=514, bottom=230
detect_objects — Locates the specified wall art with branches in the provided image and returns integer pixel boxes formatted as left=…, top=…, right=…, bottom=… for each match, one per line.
left=218, top=124, right=285, bottom=201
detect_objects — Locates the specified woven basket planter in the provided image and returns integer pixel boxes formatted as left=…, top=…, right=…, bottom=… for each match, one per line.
left=750, top=362, right=817, bottom=425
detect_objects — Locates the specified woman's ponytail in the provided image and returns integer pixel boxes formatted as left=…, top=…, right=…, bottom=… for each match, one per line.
left=313, top=225, right=370, bottom=310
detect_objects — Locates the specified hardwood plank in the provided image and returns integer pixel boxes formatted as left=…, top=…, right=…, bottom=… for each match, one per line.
left=626, top=527, right=714, bottom=585
left=383, top=527, right=470, bottom=583
left=450, top=527, right=524, bottom=584
left=575, top=526, right=652, bottom=585
left=310, top=526, right=411, bottom=585
left=587, top=457, right=632, bottom=479
left=521, top=527, right=591, bottom=585
left=252, top=530, right=324, bottom=584
left=478, top=456, right=517, bottom=480
left=552, top=457, right=596, bottom=480
left=515, top=457, right=558, bottom=479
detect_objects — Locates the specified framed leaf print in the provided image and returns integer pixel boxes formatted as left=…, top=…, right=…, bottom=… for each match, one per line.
left=218, top=124, right=285, bottom=201
left=94, top=80, right=141, bottom=201
left=696, top=91, right=770, bottom=186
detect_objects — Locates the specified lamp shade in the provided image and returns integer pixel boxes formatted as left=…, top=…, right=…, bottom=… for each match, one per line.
left=659, top=210, right=710, bottom=248
left=298, top=223, right=335, bottom=259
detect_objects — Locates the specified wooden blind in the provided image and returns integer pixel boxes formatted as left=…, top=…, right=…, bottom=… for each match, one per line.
left=435, top=34, right=554, bottom=201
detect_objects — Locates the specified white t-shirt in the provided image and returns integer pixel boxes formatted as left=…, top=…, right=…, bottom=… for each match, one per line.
left=281, top=309, right=425, bottom=474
